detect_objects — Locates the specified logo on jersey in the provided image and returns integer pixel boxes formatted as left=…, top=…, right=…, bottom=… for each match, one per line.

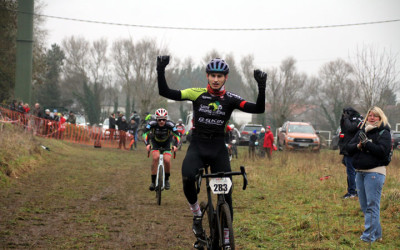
left=208, top=101, right=221, bottom=111
left=226, top=92, right=243, bottom=100
left=198, top=117, right=224, bottom=125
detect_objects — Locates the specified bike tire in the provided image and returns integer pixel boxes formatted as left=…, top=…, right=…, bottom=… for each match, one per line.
left=156, top=165, right=163, bottom=205
left=199, top=201, right=218, bottom=250
left=219, top=203, right=234, bottom=250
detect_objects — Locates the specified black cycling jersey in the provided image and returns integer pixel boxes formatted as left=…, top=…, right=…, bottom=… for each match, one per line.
left=158, top=73, right=265, bottom=135
left=143, top=120, right=180, bottom=148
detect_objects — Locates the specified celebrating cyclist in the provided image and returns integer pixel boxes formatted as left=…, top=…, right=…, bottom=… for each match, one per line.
left=143, top=108, right=180, bottom=191
left=157, top=56, right=266, bottom=240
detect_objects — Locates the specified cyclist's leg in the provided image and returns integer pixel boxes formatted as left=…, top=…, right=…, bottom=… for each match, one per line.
left=150, top=148, right=160, bottom=190
left=163, top=151, right=172, bottom=189
left=182, top=142, right=204, bottom=206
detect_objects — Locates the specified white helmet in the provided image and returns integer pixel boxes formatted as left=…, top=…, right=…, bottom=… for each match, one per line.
left=230, top=124, right=235, bottom=129
left=155, top=108, right=168, bottom=120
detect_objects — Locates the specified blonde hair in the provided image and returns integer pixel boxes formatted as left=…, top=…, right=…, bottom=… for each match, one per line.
left=360, top=106, right=390, bottom=129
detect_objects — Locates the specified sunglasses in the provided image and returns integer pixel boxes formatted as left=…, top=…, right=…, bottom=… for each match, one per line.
left=157, top=119, right=166, bottom=122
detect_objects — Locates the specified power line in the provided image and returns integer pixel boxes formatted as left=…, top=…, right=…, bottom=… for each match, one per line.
left=4, top=7, right=400, bottom=31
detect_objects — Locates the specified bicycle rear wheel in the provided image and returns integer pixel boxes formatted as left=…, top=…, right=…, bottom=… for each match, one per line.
left=156, top=165, right=163, bottom=205
left=219, top=203, right=234, bottom=249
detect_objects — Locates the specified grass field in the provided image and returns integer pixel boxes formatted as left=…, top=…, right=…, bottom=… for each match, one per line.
left=0, top=127, right=399, bottom=249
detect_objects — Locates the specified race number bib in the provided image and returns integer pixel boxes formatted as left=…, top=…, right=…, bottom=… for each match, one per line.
left=209, top=177, right=232, bottom=194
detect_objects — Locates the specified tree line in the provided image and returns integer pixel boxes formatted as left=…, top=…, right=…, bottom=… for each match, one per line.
left=1, top=1, right=399, bottom=131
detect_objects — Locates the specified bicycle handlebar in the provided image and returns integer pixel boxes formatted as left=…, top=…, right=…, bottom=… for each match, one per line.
left=196, top=166, right=248, bottom=194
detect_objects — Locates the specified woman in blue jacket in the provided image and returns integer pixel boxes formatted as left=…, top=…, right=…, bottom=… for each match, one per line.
left=346, top=106, right=391, bottom=243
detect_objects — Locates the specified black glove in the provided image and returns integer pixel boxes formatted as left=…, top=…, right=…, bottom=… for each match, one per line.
left=254, top=69, right=267, bottom=89
left=358, top=131, right=368, bottom=146
left=157, top=55, right=170, bottom=71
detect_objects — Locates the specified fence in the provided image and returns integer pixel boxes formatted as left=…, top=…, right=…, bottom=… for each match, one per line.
left=0, top=107, right=135, bottom=149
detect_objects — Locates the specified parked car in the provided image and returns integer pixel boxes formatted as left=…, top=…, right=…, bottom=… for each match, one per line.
left=238, top=124, right=263, bottom=146
left=392, top=131, right=400, bottom=150
left=277, top=121, right=320, bottom=152
left=100, top=118, right=119, bottom=140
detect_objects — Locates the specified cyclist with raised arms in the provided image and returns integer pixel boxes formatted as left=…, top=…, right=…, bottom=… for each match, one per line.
left=143, top=108, right=180, bottom=191
left=156, top=56, right=266, bottom=241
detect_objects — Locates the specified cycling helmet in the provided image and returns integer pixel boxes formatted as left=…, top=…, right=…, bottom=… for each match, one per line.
left=206, top=58, right=229, bottom=75
left=155, top=108, right=168, bottom=120
left=178, top=118, right=182, bottom=123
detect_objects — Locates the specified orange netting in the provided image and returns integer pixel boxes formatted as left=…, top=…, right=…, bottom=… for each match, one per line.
left=0, top=107, right=135, bottom=149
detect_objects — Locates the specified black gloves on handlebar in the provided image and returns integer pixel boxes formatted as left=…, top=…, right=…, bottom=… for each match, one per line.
left=157, top=55, right=170, bottom=71
left=254, top=69, right=267, bottom=90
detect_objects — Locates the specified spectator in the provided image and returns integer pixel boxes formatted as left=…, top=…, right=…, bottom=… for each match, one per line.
left=346, top=106, right=391, bottom=243
left=43, top=109, right=52, bottom=120
left=66, top=111, right=76, bottom=124
left=132, top=111, right=141, bottom=142
left=249, top=130, right=258, bottom=160
left=23, top=103, right=30, bottom=113
left=118, top=116, right=128, bottom=150
left=127, top=118, right=138, bottom=150
left=32, top=103, right=43, bottom=134
left=43, top=109, right=54, bottom=135
left=338, top=107, right=363, bottom=199
left=230, top=124, right=240, bottom=159
left=9, top=100, right=17, bottom=111
left=263, top=126, right=274, bottom=160
left=57, top=113, right=66, bottom=139
left=258, top=128, right=266, bottom=158
left=17, top=101, right=24, bottom=113
left=109, top=113, right=116, bottom=141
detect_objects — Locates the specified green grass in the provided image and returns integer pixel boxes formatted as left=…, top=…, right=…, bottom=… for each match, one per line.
left=0, top=127, right=399, bottom=249
left=231, top=148, right=400, bottom=249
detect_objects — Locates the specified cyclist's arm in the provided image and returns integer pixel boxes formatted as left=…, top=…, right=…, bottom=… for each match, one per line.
left=237, top=88, right=265, bottom=114
left=167, top=121, right=181, bottom=147
left=142, top=121, right=156, bottom=145
left=157, top=70, right=182, bottom=100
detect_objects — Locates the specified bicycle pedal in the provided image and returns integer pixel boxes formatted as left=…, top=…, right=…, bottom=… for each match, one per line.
left=193, top=239, right=206, bottom=249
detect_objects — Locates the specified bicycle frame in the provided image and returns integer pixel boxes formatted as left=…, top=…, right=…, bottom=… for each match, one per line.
left=155, top=154, right=165, bottom=191
left=196, top=165, right=248, bottom=249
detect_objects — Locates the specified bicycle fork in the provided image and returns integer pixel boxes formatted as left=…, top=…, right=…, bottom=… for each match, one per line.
left=155, top=155, right=165, bottom=190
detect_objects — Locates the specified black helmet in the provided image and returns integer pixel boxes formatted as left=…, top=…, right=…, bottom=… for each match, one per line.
left=206, top=58, right=229, bottom=75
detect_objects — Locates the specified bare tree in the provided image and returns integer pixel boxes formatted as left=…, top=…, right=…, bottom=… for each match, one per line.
left=265, top=57, right=307, bottom=128
left=112, top=38, right=169, bottom=116
left=352, top=45, right=399, bottom=112
left=61, top=36, right=109, bottom=124
left=310, top=59, right=357, bottom=130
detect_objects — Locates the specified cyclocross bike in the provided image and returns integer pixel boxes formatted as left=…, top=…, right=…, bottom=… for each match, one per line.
left=148, top=147, right=175, bottom=205
left=194, top=165, right=248, bottom=250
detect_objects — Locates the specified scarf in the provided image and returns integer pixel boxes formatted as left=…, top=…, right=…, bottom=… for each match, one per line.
left=207, top=84, right=226, bottom=96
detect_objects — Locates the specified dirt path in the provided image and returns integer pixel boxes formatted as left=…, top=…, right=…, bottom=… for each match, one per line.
left=0, top=140, right=202, bottom=249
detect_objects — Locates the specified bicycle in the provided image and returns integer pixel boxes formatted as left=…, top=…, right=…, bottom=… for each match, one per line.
left=194, top=165, right=248, bottom=250
left=148, top=147, right=175, bottom=205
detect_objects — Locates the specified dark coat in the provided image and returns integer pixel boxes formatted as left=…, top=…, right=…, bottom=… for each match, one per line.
left=346, top=123, right=391, bottom=170
left=338, top=107, right=363, bottom=156
left=109, top=116, right=116, bottom=129
left=118, top=121, right=128, bottom=131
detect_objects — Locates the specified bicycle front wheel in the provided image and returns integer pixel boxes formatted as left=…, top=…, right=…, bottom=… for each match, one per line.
left=156, top=165, right=164, bottom=206
left=219, top=203, right=234, bottom=249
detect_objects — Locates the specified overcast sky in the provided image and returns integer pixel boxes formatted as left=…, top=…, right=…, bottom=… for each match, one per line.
left=40, top=0, right=400, bottom=75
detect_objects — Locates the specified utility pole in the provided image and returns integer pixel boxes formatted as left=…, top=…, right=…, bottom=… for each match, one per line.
left=14, top=0, right=34, bottom=104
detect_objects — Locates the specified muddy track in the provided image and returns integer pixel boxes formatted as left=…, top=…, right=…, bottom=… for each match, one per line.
left=0, top=141, right=203, bottom=249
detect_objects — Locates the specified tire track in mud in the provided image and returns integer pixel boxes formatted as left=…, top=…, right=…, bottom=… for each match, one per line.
left=0, top=141, right=195, bottom=249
